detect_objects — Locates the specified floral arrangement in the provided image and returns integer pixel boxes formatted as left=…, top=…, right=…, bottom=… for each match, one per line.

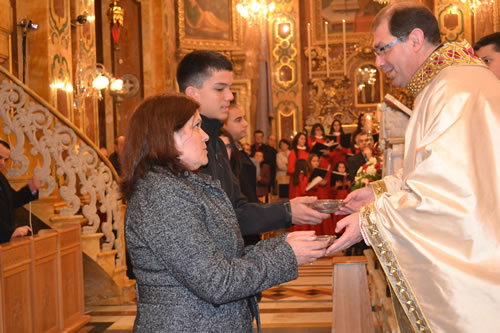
left=352, top=157, right=382, bottom=190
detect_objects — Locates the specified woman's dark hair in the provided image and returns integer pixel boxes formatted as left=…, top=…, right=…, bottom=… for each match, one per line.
left=278, top=138, right=290, bottom=148
left=307, top=154, right=319, bottom=174
left=328, top=119, right=345, bottom=135
left=120, top=93, right=200, bottom=200
left=310, top=123, right=325, bottom=138
left=356, top=113, right=365, bottom=131
left=293, top=159, right=308, bottom=186
left=351, top=113, right=365, bottom=147
left=291, top=132, right=308, bottom=156
left=219, top=128, right=241, bottom=177
left=334, top=161, right=347, bottom=172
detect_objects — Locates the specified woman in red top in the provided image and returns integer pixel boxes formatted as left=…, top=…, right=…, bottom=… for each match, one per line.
left=331, top=161, right=351, bottom=235
left=331, top=161, right=351, bottom=200
left=290, top=154, right=333, bottom=234
left=308, top=123, right=331, bottom=169
left=287, top=132, right=309, bottom=199
left=328, top=119, right=350, bottom=168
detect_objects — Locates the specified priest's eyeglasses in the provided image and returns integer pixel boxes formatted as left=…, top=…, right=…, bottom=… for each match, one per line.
left=373, top=37, right=403, bottom=56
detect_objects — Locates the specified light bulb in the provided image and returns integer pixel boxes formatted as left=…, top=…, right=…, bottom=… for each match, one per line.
left=110, top=78, right=123, bottom=92
left=93, top=75, right=109, bottom=90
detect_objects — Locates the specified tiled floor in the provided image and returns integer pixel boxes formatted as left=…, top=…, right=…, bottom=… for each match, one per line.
left=80, top=256, right=338, bottom=332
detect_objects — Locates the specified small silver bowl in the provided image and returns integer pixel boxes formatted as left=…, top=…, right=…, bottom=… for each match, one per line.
left=314, top=235, right=336, bottom=246
left=308, top=199, right=343, bottom=214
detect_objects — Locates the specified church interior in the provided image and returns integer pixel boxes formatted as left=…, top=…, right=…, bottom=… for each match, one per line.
left=0, top=0, right=498, bottom=332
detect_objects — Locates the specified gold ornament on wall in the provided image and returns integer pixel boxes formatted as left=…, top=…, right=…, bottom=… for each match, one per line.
left=109, top=1, right=124, bottom=27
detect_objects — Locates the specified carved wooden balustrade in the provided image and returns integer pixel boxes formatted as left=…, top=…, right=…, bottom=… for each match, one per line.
left=0, top=65, right=124, bottom=269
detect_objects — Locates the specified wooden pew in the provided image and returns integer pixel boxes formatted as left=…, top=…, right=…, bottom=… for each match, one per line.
left=332, top=256, right=375, bottom=333
left=0, top=225, right=90, bottom=332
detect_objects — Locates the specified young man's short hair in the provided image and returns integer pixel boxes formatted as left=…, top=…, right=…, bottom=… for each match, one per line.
left=176, top=50, right=233, bottom=93
left=474, top=32, right=500, bottom=52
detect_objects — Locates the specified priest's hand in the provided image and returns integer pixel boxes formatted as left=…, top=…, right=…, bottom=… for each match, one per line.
left=28, top=175, right=40, bottom=193
left=286, top=231, right=328, bottom=266
left=326, top=213, right=363, bottom=255
left=290, top=196, right=330, bottom=225
left=10, top=226, right=32, bottom=240
left=336, top=186, right=374, bottom=215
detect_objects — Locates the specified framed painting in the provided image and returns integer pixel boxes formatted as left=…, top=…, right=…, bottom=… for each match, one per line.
left=177, top=0, right=242, bottom=50
left=310, top=0, right=387, bottom=43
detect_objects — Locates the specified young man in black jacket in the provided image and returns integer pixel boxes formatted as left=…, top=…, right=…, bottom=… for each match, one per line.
left=177, top=50, right=328, bottom=235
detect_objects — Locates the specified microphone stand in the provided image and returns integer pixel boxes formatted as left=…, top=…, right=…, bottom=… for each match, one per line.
left=22, top=24, right=28, bottom=84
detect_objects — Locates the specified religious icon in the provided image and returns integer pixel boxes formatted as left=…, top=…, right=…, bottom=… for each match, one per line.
left=184, top=0, right=230, bottom=40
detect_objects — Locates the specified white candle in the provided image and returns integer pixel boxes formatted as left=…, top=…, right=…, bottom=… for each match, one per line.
left=366, top=114, right=372, bottom=133
left=307, top=23, right=312, bottom=80
left=325, top=22, right=329, bottom=78
left=342, top=19, right=347, bottom=76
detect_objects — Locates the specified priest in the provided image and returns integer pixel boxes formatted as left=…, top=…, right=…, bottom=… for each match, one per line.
left=328, top=3, right=500, bottom=333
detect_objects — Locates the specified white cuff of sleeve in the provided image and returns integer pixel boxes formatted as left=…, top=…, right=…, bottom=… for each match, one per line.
left=359, top=213, right=371, bottom=246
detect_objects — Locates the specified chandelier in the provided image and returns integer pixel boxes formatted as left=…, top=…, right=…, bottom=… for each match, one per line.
left=236, top=0, right=275, bottom=24
left=463, top=0, right=495, bottom=13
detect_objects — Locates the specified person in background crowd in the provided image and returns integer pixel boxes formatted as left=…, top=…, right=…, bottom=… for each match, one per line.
left=265, top=134, right=278, bottom=194
left=267, top=135, right=277, bottom=149
left=474, top=32, right=500, bottom=79
left=223, top=105, right=261, bottom=246
left=348, top=131, right=362, bottom=155
left=307, top=123, right=330, bottom=169
left=121, top=93, right=330, bottom=332
left=223, top=104, right=257, bottom=203
left=242, top=143, right=252, bottom=156
left=347, top=133, right=373, bottom=182
left=250, top=130, right=265, bottom=155
left=219, top=129, right=236, bottom=161
left=307, top=123, right=326, bottom=149
left=328, top=119, right=349, bottom=169
left=332, top=161, right=351, bottom=200
left=254, top=151, right=271, bottom=201
left=276, top=139, right=290, bottom=198
left=0, top=140, right=40, bottom=244
left=287, top=132, right=309, bottom=199
left=99, top=147, right=109, bottom=158
left=251, top=130, right=277, bottom=194
left=289, top=154, right=333, bottom=234
left=109, top=136, right=125, bottom=175
left=330, top=161, right=351, bottom=235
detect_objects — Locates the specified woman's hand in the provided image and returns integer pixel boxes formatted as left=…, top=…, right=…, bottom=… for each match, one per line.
left=286, top=231, right=329, bottom=266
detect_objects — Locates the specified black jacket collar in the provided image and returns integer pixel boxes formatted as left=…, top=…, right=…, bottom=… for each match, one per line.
left=201, top=114, right=223, bottom=138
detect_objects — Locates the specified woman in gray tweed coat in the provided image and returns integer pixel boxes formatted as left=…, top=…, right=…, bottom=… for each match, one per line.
left=120, top=94, right=330, bottom=332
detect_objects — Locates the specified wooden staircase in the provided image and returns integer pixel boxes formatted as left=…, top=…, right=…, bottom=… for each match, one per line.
left=26, top=193, right=136, bottom=306
left=0, top=66, right=135, bottom=306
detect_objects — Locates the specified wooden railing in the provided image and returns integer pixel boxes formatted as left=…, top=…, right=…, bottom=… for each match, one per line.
left=0, top=65, right=124, bottom=267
